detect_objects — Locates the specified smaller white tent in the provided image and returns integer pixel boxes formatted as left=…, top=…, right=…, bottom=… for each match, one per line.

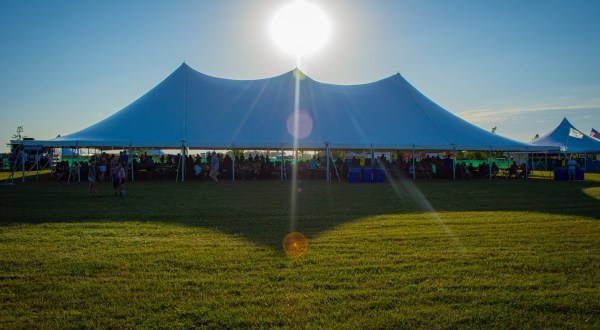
left=531, top=118, right=600, bottom=153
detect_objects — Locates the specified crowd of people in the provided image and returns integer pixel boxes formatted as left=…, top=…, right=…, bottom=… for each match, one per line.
left=47, top=150, right=565, bottom=194
left=53, top=151, right=129, bottom=197
left=131, top=152, right=535, bottom=182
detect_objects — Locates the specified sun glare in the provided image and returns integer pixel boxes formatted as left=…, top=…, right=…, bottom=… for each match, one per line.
left=270, top=1, right=331, bottom=58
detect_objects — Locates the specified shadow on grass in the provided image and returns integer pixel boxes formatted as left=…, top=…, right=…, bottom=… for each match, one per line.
left=2, top=175, right=600, bottom=248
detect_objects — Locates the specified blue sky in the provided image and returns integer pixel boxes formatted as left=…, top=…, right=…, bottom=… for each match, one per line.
left=1, top=0, right=599, bottom=152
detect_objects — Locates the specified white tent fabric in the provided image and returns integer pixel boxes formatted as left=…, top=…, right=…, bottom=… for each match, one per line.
left=20, top=63, right=550, bottom=151
left=531, top=117, right=600, bottom=153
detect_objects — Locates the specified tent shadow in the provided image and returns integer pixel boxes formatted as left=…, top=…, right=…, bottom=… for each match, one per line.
left=2, top=178, right=599, bottom=250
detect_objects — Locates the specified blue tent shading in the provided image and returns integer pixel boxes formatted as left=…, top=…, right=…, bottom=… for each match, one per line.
left=21, top=63, right=549, bottom=151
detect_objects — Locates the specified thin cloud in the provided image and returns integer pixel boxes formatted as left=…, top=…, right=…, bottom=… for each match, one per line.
left=457, top=104, right=600, bottom=124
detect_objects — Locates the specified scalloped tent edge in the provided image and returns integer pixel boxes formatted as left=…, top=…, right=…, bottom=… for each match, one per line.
left=16, top=63, right=555, bottom=152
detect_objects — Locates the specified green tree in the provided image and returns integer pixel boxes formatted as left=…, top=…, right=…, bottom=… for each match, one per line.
left=11, top=126, right=26, bottom=140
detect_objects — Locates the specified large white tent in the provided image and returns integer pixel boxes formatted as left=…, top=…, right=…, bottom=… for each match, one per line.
left=531, top=117, right=600, bottom=153
left=18, top=63, right=550, bottom=152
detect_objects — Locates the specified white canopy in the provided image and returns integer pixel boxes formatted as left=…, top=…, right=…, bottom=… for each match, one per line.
left=19, top=63, right=551, bottom=151
left=531, top=117, right=600, bottom=153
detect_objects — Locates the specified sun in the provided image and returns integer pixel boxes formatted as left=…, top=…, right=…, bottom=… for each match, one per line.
left=270, top=1, right=331, bottom=58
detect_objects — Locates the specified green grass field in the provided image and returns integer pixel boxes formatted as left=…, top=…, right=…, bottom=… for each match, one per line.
left=1, top=175, right=599, bottom=328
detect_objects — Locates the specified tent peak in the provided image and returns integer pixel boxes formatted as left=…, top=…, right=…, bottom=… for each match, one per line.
left=291, top=67, right=309, bottom=80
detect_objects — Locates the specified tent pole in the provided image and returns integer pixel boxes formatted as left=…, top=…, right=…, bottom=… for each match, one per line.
left=67, top=148, right=72, bottom=184
left=326, top=143, right=331, bottom=182
left=48, top=148, right=54, bottom=176
left=77, top=148, right=81, bottom=183
left=412, top=145, right=416, bottom=181
left=371, top=144, right=374, bottom=169
left=452, top=147, right=456, bottom=180
left=525, top=150, right=529, bottom=180
left=181, top=145, right=186, bottom=183
left=36, top=150, right=39, bottom=180
left=325, top=145, right=328, bottom=181
left=130, top=146, right=134, bottom=183
left=489, top=147, right=492, bottom=180
left=175, top=150, right=181, bottom=183
left=506, top=152, right=510, bottom=178
left=331, top=145, right=342, bottom=183
left=232, top=144, right=235, bottom=182
left=293, top=148, right=298, bottom=183
left=546, top=153, right=550, bottom=178
left=86, top=147, right=89, bottom=183
left=21, top=150, right=26, bottom=183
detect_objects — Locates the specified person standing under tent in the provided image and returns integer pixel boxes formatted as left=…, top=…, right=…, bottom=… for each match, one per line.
left=567, top=156, right=578, bottom=182
left=70, top=161, right=80, bottom=182
left=209, top=151, right=220, bottom=183
left=111, top=159, right=120, bottom=196
left=88, top=158, right=99, bottom=197
left=99, top=158, right=107, bottom=182
left=118, top=162, right=127, bottom=197
left=509, top=161, right=519, bottom=178
left=308, top=155, right=318, bottom=179
left=120, top=150, right=129, bottom=166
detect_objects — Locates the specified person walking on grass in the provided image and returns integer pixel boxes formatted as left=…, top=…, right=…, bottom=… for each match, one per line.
left=88, top=158, right=99, bottom=197
left=118, top=162, right=127, bottom=197
left=209, top=151, right=220, bottom=183
left=567, top=156, right=578, bottom=182
left=111, top=160, right=120, bottom=196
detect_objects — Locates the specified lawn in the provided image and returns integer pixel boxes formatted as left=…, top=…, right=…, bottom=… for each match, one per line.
left=1, top=176, right=599, bottom=328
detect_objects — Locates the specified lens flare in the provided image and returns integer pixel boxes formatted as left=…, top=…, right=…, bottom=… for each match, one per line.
left=287, top=111, right=313, bottom=139
left=283, top=232, right=308, bottom=257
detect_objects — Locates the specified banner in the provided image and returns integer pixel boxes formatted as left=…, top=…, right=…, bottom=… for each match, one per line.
left=569, top=128, right=583, bottom=139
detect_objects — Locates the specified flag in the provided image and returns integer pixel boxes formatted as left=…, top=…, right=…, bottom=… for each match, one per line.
left=569, top=128, right=583, bottom=139
left=591, top=128, right=600, bottom=139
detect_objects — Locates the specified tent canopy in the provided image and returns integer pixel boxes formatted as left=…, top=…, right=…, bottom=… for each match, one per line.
left=531, top=117, right=600, bottom=153
left=19, top=63, right=551, bottom=151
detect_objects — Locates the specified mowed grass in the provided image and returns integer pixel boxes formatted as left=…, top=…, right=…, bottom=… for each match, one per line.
left=1, top=176, right=600, bottom=328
